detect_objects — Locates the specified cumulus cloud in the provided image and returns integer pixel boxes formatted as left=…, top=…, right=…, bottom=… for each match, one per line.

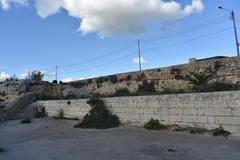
left=34, top=0, right=204, bottom=37
left=132, top=57, right=147, bottom=64
left=1, top=0, right=204, bottom=37
left=0, top=72, right=10, bottom=81
left=0, top=0, right=28, bottom=10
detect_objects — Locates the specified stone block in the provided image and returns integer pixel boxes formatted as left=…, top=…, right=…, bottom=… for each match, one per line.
left=183, top=115, right=208, bottom=123
left=215, top=117, right=240, bottom=125
left=203, top=108, right=232, bottom=116
left=183, top=108, right=197, bottom=115
left=169, top=115, right=182, bottom=122
left=169, top=108, right=182, bottom=115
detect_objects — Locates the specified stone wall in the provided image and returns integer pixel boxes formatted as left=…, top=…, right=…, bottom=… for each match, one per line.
left=0, top=92, right=38, bottom=121
left=37, top=90, right=240, bottom=136
left=68, top=56, right=240, bottom=96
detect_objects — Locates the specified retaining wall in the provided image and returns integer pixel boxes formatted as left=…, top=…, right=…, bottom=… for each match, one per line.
left=37, top=91, right=240, bottom=136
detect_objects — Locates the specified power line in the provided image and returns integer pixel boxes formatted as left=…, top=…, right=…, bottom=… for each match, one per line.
left=65, top=51, right=136, bottom=74
left=141, top=27, right=232, bottom=52
left=141, top=15, right=230, bottom=44
left=54, top=16, right=230, bottom=71
left=58, top=42, right=136, bottom=69
left=62, top=27, right=231, bottom=75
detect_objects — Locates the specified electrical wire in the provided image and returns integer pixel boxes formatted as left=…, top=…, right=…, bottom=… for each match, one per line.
left=142, top=27, right=232, bottom=52
left=63, top=27, right=232, bottom=75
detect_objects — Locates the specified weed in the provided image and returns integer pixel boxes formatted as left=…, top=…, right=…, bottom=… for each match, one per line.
left=211, top=126, right=231, bottom=137
left=115, top=88, right=131, bottom=96
left=144, top=119, right=167, bottom=130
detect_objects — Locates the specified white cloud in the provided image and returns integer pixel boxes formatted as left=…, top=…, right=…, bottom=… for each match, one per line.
left=132, top=57, right=147, bottom=64
left=0, top=72, right=10, bottom=81
left=34, top=0, right=204, bottom=37
left=0, top=0, right=28, bottom=10
left=1, top=0, right=204, bottom=37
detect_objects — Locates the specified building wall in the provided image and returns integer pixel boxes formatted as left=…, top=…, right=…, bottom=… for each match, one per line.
left=37, top=91, right=240, bottom=136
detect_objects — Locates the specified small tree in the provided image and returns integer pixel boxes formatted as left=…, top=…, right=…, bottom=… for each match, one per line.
left=26, top=71, right=44, bottom=81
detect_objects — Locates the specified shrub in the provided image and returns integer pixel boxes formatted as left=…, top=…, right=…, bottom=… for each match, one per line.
left=52, top=80, right=58, bottom=84
left=115, top=88, right=131, bottom=96
left=144, top=119, right=167, bottom=130
left=108, top=75, right=118, bottom=84
left=25, top=70, right=44, bottom=81
left=211, top=126, right=231, bottom=137
left=136, top=80, right=156, bottom=94
left=56, top=109, right=64, bottom=119
left=20, top=118, right=32, bottom=124
left=74, top=97, right=120, bottom=129
left=70, top=81, right=86, bottom=88
left=125, top=75, right=132, bottom=81
left=192, top=82, right=240, bottom=92
left=136, top=73, right=146, bottom=81
left=96, top=77, right=104, bottom=84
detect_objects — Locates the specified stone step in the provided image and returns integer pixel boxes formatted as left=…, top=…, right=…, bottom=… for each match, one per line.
left=10, top=103, right=37, bottom=120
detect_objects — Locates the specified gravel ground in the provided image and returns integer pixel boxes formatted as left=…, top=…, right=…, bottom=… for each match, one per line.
left=0, top=118, right=240, bottom=160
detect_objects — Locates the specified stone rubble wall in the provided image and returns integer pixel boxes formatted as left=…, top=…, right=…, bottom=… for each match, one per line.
left=37, top=90, right=240, bottom=136
left=68, top=56, right=240, bottom=96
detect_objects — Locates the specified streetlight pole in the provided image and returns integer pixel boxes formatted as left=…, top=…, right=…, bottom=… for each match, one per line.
left=219, top=6, right=239, bottom=56
left=138, top=39, right=142, bottom=71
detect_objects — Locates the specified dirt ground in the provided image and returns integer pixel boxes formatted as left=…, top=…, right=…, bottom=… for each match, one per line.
left=0, top=119, right=240, bottom=160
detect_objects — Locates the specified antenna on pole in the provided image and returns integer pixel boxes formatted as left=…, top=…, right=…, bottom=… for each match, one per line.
left=138, top=39, right=142, bottom=71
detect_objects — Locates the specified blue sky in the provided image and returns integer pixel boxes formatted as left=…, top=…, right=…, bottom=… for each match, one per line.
left=0, top=0, right=239, bottom=82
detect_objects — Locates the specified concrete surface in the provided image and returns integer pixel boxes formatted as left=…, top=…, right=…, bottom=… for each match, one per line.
left=0, top=119, right=240, bottom=160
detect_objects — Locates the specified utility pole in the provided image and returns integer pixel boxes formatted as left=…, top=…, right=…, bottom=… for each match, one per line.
left=219, top=6, right=239, bottom=56
left=138, top=39, right=142, bottom=71
left=55, top=65, right=58, bottom=81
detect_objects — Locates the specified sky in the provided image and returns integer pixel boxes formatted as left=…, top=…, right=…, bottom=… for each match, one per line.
left=0, top=0, right=240, bottom=82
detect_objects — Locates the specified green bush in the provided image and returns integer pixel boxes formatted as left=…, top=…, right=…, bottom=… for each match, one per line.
left=74, top=97, right=120, bottom=129
left=20, top=118, right=32, bottom=124
left=144, top=119, right=167, bottom=130
left=52, top=80, right=58, bottom=84
left=211, top=126, right=231, bottom=137
left=136, top=80, right=156, bottom=94
left=115, top=88, right=131, bottom=96
left=108, top=75, right=118, bottom=84
left=193, top=82, right=240, bottom=92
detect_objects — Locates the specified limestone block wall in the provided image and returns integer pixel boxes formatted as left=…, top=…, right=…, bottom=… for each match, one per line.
left=37, top=91, right=240, bottom=136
